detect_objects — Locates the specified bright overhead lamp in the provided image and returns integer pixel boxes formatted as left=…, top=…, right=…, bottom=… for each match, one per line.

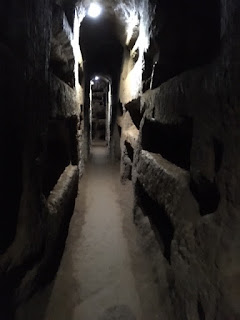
left=95, top=76, right=99, bottom=80
left=88, top=3, right=102, bottom=18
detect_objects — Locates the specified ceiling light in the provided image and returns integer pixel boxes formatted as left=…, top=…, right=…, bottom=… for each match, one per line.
left=88, top=3, right=102, bottom=18
left=95, top=76, right=99, bottom=80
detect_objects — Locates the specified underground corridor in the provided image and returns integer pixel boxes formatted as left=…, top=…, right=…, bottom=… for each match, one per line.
left=0, top=0, right=240, bottom=319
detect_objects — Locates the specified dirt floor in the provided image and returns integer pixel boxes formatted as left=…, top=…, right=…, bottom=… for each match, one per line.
left=16, top=144, right=163, bottom=320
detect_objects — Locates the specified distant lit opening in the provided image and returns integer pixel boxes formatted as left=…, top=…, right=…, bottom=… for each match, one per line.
left=89, top=76, right=112, bottom=146
left=87, top=3, right=102, bottom=18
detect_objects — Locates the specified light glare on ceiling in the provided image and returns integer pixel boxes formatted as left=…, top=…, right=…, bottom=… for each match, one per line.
left=88, top=3, right=102, bottom=18
left=95, top=76, right=99, bottom=80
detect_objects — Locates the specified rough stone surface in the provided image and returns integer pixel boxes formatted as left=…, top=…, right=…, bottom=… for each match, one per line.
left=0, top=1, right=53, bottom=318
left=119, top=111, right=139, bottom=182
left=119, top=0, right=240, bottom=319
left=15, top=165, right=79, bottom=305
left=0, top=0, right=239, bottom=319
left=15, top=145, right=168, bottom=320
left=136, top=150, right=199, bottom=225
left=0, top=1, right=82, bottom=318
left=50, top=74, right=78, bottom=118
left=51, top=4, right=74, bottom=63
left=125, top=98, right=142, bottom=129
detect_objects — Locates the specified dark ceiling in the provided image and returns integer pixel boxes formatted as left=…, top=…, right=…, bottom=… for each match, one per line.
left=80, top=12, right=124, bottom=85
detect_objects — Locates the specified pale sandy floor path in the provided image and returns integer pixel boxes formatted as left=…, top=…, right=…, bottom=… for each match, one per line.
left=16, top=144, right=163, bottom=320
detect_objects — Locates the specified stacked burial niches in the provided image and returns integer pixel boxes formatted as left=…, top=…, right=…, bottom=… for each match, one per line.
left=119, top=0, right=240, bottom=319
left=0, top=1, right=84, bottom=316
left=91, top=79, right=107, bottom=142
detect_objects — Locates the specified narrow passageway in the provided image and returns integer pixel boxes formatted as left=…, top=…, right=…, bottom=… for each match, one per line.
left=52, top=143, right=141, bottom=320
left=1, top=1, right=238, bottom=319
left=16, top=143, right=163, bottom=320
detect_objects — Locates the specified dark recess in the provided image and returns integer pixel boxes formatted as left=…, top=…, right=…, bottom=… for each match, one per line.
left=96, top=110, right=106, bottom=119
left=142, top=51, right=153, bottom=92
left=125, top=98, right=142, bottom=129
left=125, top=141, right=134, bottom=162
left=0, top=45, right=23, bottom=254
left=63, top=2, right=75, bottom=30
left=190, top=175, right=220, bottom=215
left=68, top=116, right=79, bottom=165
left=118, top=124, right=122, bottom=137
left=197, top=299, right=206, bottom=320
left=149, top=0, right=221, bottom=87
left=213, top=138, right=223, bottom=173
left=0, top=136, right=22, bottom=254
left=43, top=120, right=71, bottom=197
left=135, top=179, right=174, bottom=263
left=50, top=61, right=75, bottom=88
left=142, top=118, right=193, bottom=170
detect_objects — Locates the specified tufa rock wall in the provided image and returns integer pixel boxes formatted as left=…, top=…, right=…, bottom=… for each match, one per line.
left=0, top=1, right=84, bottom=318
left=119, top=0, right=240, bottom=318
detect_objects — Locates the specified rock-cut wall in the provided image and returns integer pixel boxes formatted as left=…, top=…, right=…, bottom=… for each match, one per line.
left=119, top=0, right=240, bottom=319
left=0, top=1, right=83, bottom=318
